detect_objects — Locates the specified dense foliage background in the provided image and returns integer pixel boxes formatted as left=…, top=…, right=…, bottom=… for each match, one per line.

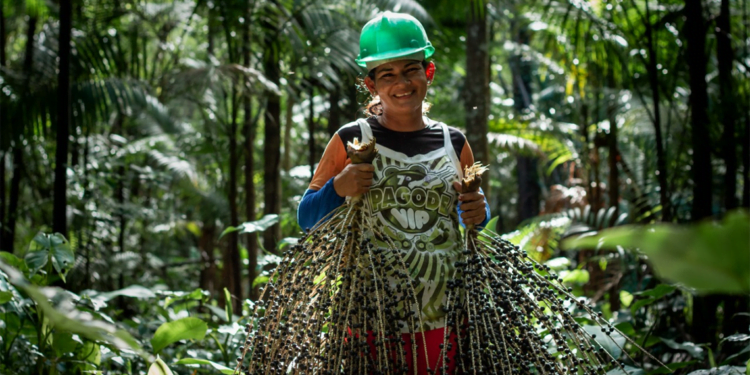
left=0, top=0, right=748, bottom=374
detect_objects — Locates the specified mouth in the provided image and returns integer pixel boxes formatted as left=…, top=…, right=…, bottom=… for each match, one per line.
left=393, top=91, right=414, bottom=99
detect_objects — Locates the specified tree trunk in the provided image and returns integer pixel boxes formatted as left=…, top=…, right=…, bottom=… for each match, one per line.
left=226, top=92, right=243, bottom=313
left=328, top=88, right=341, bottom=136
left=511, top=22, right=539, bottom=222
left=243, top=4, right=259, bottom=301
left=685, top=0, right=712, bottom=221
left=464, top=1, right=490, bottom=195
left=282, top=95, right=294, bottom=171
left=263, top=46, right=282, bottom=253
left=53, top=0, right=72, bottom=236
left=198, top=222, right=217, bottom=295
left=3, top=16, right=37, bottom=252
left=0, top=0, right=6, bottom=67
left=685, top=0, right=717, bottom=349
left=644, top=1, right=671, bottom=222
left=0, top=152, right=5, bottom=250
left=607, top=68, right=620, bottom=216
left=308, top=87, right=316, bottom=181
left=3, top=147, right=22, bottom=253
left=717, top=0, right=738, bottom=211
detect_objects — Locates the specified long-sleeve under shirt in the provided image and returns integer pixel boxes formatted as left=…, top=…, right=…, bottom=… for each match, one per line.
left=297, top=117, right=491, bottom=231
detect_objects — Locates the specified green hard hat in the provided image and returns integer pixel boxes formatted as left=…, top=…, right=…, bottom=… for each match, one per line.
left=356, top=11, right=435, bottom=69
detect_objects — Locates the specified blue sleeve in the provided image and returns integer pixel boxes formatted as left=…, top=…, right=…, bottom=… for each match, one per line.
left=457, top=187, right=491, bottom=229
left=297, top=177, right=346, bottom=232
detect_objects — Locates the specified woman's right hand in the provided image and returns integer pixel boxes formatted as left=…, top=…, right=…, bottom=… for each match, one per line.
left=333, top=163, right=375, bottom=197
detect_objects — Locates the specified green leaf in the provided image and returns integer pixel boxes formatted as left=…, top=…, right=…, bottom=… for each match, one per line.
left=0, top=291, right=12, bottom=304
left=175, top=358, right=234, bottom=374
left=606, top=365, right=644, bottom=375
left=151, top=317, right=208, bottom=353
left=480, top=216, right=499, bottom=234
left=252, top=275, right=270, bottom=288
left=687, top=365, right=746, bottom=375
left=49, top=234, right=74, bottom=282
left=0, top=252, right=25, bottom=270
left=660, top=337, right=705, bottom=359
left=148, top=358, right=175, bottom=375
left=220, top=214, right=279, bottom=239
left=25, top=249, right=49, bottom=276
left=24, top=233, right=75, bottom=282
left=92, top=285, right=157, bottom=302
left=224, top=288, right=233, bottom=322
left=562, top=211, right=750, bottom=294
left=0, top=260, right=149, bottom=359
left=584, top=325, right=625, bottom=359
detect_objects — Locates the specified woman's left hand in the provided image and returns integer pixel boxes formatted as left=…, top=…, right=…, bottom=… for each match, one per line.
left=452, top=181, right=487, bottom=226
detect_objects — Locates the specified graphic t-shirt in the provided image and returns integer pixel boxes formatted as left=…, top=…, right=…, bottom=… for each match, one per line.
left=299, top=116, right=489, bottom=331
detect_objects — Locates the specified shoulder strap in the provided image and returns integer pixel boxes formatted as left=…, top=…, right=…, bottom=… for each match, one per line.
left=440, top=122, right=463, bottom=179
left=356, top=118, right=374, bottom=143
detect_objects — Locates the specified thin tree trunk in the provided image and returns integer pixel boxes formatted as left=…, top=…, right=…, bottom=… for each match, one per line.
left=3, top=16, right=37, bottom=252
left=198, top=223, right=217, bottom=295
left=308, top=87, right=316, bottom=181
left=464, top=0, right=490, bottom=195
left=4, top=147, right=22, bottom=253
left=608, top=103, right=619, bottom=215
left=511, top=21, right=539, bottom=222
left=226, top=91, right=243, bottom=313
left=0, top=0, right=5, bottom=67
left=0, top=152, right=5, bottom=250
left=717, top=0, right=738, bottom=211
left=328, top=88, right=341, bottom=136
left=743, top=0, right=749, bottom=208
left=685, top=0, right=712, bottom=221
left=243, top=1, right=259, bottom=301
left=644, top=0, right=671, bottom=222
left=53, top=0, right=72, bottom=236
left=685, top=0, right=717, bottom=349
left=282, top=95, right=294, bottom=171
left=263, top=46, right=282, bottom=253
left=0, top=1, right=5, bottom=248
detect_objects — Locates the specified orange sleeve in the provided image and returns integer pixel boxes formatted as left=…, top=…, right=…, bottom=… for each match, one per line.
left=309, top=133, right=351, bottom=190
left=459, top=139, right=475, bottom=173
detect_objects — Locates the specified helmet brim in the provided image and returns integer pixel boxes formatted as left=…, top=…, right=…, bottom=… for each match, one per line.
left=356, top=45, right=435, bottom=68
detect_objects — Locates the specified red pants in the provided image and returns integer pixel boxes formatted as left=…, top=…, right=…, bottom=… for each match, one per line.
left=365, top=327, right=458, bottom=375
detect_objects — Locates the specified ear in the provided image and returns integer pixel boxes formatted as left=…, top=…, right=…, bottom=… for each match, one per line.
left=425, top=61, right=436, bottom=83
left=364, top=75, right=377, bottom=95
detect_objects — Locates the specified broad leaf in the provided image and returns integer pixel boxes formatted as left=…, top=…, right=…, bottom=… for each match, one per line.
left=0, top=291, right=12, bottom=304
left=584, top=325, right=625, bottom=359
left=0, top=260, right=148, bottom=359
left=660, top=337, right=705, bottom=359
left=687, top=366, right=746, bottom=375
left=220, top=214, right=279, bottom=239
left=148, top=358, right=175, bottom=375
left=562, top=211, right=750, bottom=294
left=151, top=317, right=208, bottom=353
left=175, top=358, right=234, bottom=374
left=91, top=285, right=157, bottom=302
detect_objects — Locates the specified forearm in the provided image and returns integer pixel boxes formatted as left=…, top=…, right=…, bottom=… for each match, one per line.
left=297, top=177, right=346, bottom=232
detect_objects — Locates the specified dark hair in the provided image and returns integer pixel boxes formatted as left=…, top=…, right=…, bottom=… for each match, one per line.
left=364, top=60, right=431, bottom=117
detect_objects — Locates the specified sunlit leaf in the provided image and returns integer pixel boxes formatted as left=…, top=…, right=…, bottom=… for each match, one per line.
left=220, top=214, right=280, bottom=239
left=175, top=358, right=234, bottom=374
left=562, top=211, right=750, bottom=294
left=151, top=317, right=208, bottom=353
left=148, top=358, right=175, bottom=375
left=660, top=337, right=705, bottom=359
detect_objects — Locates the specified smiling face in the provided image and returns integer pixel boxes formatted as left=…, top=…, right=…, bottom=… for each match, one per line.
left=364, top=60, right=435, bottom=118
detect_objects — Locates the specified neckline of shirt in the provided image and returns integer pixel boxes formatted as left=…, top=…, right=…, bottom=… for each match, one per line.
left=368, top=116, right=438, bottom=135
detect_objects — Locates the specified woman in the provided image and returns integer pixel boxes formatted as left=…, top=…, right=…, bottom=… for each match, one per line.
left=297, top=11, right=490, bottom=374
